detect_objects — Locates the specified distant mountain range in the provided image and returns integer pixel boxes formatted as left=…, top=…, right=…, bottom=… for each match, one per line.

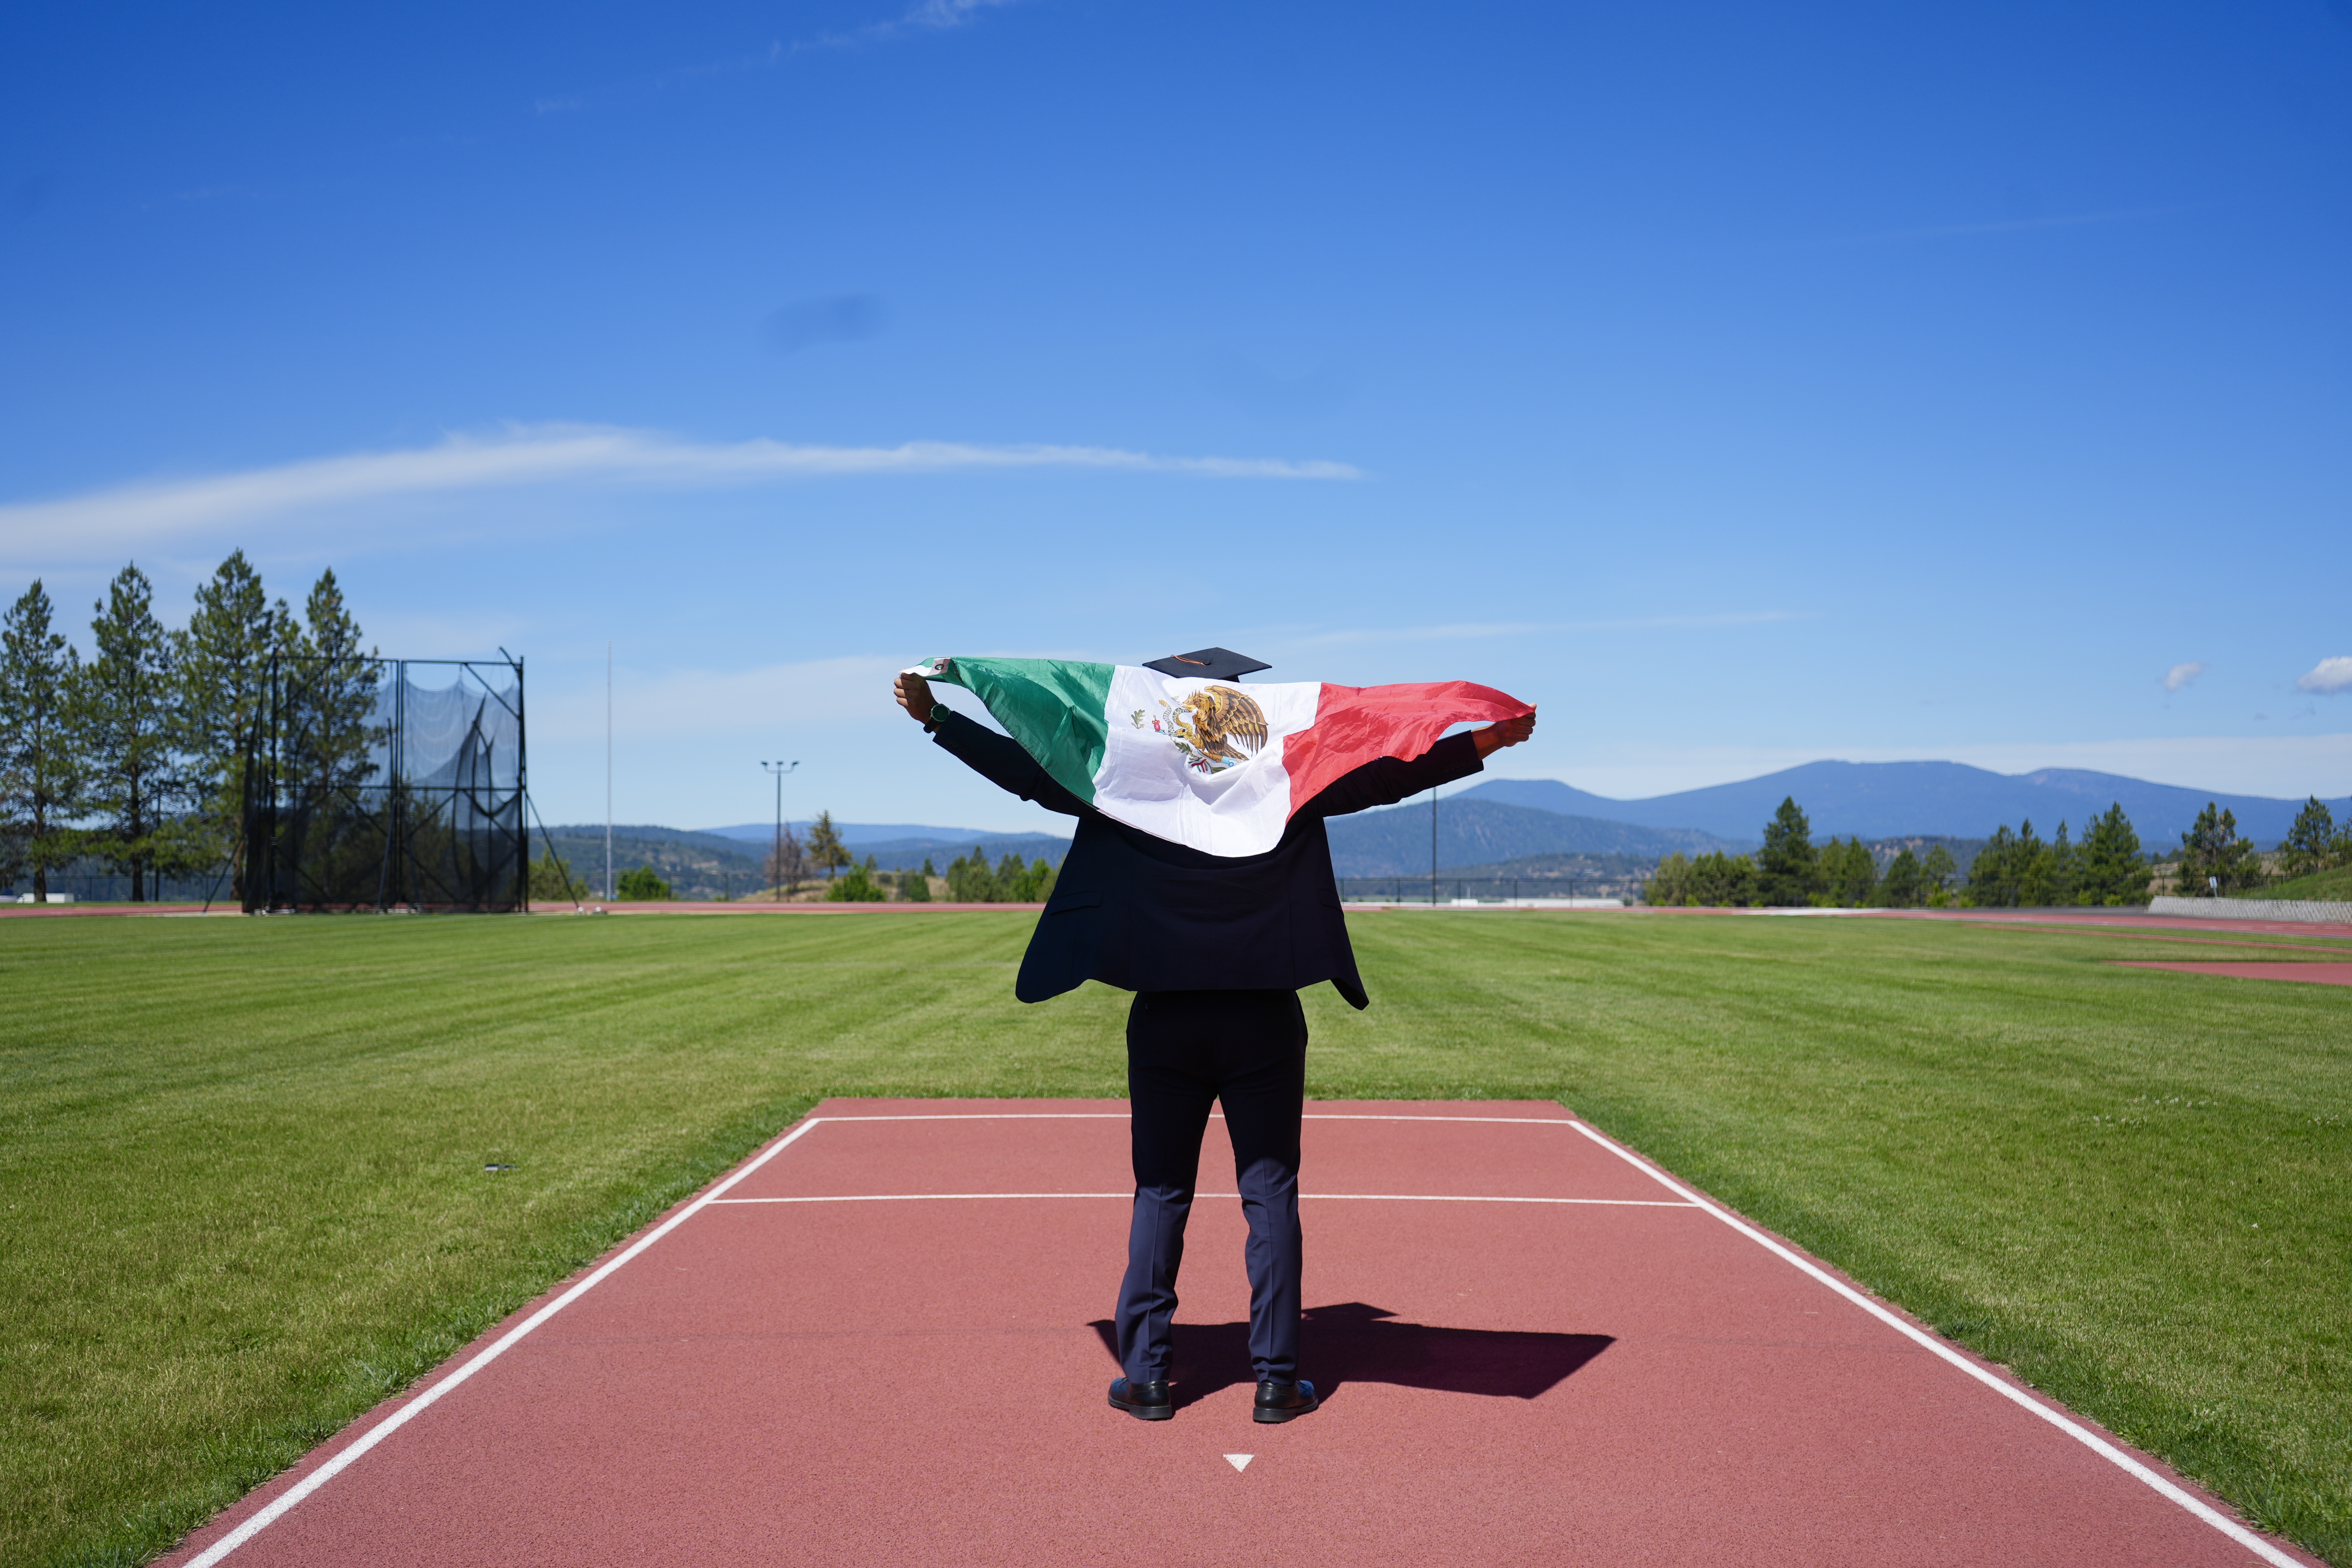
left=839, top=834, right=1070, bottom=871
left=538, top=822, right=1068, bottom=895
left=700, top=821, right=1004, bottom=847
left=1336, top=849, right=1662, bottom=902
left=550, top=759, right=2329, bottom=896
left=1321, top=800, right=1738, bottom=878
left=691, top=822, right=1069, bottom=871
left=1461, top=762, right=2337, bottom=847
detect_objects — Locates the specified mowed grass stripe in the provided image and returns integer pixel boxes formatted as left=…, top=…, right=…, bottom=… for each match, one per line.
left=1, top=912, right=2346, bottom=1566
left=1328, top=913, right=2350, bottom=1559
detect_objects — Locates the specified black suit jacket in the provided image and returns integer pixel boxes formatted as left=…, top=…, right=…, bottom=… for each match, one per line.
left=930, top=709, right=1485, bottom=1008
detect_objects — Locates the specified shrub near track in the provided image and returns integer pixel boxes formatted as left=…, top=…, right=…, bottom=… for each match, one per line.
left=0, top=912, right=2345, bottom=1566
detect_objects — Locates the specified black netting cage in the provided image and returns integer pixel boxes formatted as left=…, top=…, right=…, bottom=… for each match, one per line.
left=244, top=656, right=527, bottom=913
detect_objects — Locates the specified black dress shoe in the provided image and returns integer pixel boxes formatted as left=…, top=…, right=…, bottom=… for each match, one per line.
left=1109, top=1376, right=1173, bottom=1420
left=1253, top=1378, right=1319, bottom=1423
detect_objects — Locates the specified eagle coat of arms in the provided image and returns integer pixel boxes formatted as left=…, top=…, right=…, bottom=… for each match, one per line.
left=1130, top=684, right=1271, bottom=774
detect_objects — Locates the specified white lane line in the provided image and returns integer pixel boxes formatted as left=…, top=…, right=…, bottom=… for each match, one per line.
left=1301, top=1115, right=1579, bottom=1125
left=709, top=1192, right=1694, bottom=1207
left=182, top=1114, right=835, bottom=1567
left=178, top=1107, right=1594, bottom=1561
left=1560, top=1119, right=2303, bottom=1568
left=1298, top=1193, right=1693, bottom=1206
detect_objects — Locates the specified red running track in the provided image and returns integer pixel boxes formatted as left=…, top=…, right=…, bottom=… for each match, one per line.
left=160, top=1100, right=2316, bottom=1568
left=1871, top=909, right=2352, bottom=941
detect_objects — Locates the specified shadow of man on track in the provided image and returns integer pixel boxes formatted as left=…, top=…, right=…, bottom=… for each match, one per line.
left=1090, top=1302, right=1613, bottom=1412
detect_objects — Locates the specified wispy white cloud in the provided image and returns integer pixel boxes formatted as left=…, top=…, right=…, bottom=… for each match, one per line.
left=894, top=0, right=1021, bottom=33
left=812, top=0, right=1023, bottom=48
left=0, top=424, right=1358, bottom=552
left=2298, top=656, right=2352, bottom=696
left=534, top=0, right=1024, bottom=115
left=2163, top=660, right=2205, bottom=692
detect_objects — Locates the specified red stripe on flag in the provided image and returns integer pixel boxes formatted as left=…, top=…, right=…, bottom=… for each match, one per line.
left=1282, top=681, right=1534, bottom=811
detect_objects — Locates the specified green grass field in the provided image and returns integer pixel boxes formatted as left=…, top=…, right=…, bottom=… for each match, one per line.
left=4, top=910, right=2348, bottom=1566
left=2247, top=865, right=2352, bottom=902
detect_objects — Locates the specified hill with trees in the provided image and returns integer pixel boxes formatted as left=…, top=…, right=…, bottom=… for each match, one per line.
left=1338, top=849, right=1661, bottom=901
left=532, top=826, right=765, bottom=902
left=1463, top=763, right=2330, bottom=846
left=1643, top=796, right=2173, bottom=909
left=1322, top=798, right=1738, bottom=878
left=698, top=821, right=1071, bottom=869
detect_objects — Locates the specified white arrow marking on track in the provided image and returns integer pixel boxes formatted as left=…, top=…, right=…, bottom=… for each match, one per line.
left=1225, top=1454, right=1254, bottom=1472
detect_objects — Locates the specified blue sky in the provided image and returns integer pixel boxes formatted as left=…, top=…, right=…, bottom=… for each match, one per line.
left=4, top=0, right=2349, bottom=834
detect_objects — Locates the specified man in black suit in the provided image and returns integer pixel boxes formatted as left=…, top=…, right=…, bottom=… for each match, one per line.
left=893, top=662, right=1535, bottom=1423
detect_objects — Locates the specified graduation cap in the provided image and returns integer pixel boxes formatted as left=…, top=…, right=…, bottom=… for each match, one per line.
left=1142, top=646, right=1271, bottom=681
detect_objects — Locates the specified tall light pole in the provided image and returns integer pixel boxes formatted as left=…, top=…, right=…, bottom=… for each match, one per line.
left=761, top=760, right=799, bottom=900
left=605, top=642, right=613, bottom=902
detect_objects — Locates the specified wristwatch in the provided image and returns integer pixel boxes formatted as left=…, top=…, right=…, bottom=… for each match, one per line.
left=923, top=704, right=953, bottom=734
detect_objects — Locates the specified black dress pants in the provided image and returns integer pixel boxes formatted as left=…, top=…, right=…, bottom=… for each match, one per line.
left=1114, top=989, right=1307, bottom=1385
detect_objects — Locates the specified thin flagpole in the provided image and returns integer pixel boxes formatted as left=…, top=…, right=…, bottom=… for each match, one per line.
left=605, top=641, right=613, bottom=902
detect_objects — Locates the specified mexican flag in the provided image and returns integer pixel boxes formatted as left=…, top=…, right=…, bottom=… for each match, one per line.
left=906, top=655, right=1533, bottom=858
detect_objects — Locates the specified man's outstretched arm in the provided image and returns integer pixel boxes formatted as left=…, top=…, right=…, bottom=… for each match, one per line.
left=894, top=671, right=1090, bottom=818
left=1303, top=709, right=1537, bottom=820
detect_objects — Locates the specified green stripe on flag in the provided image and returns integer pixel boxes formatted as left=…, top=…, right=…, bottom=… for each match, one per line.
left=927, top=656, right=1114, bottom=803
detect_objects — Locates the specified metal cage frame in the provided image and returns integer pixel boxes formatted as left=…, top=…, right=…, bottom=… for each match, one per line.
left=243, top=655, right=527, bottom=913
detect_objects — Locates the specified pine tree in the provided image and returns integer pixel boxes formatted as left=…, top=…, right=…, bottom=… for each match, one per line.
left=2173, top=802, right=2263, bottom=896
left=2075, top=804, right=2146, bottom=906
left=1920, top=844, right=1957, bottom=902
left=1645, top=851, right=1693, bottom=907
left=1880, top=847, right=1924, bottom=908
left=170, top=551, right=288, bottom=901
left=1820, top=836, right=1878, bottom=907
left=83, top=565, right=179, bottom=900
left=2021, top=821, right=2076, bottom=907
left=805, top=810, right=850, bottom=881
left=1686, top=850, right=1758, bottom=906
left=1003, top=855, right=1057, bottom=901
left=1854, top=838, right=1883, bottom=905
left=2278, top=798, right=2337, bottom=882
left=290, top=569, right=380, bottom=796
left=0, top=582, right=88, bottom=901
left=1967, top=825, right=2017, bottom=907
left=945, top=846, right=997, bottom=902
left=1757, top=797, right=1819, bottom=906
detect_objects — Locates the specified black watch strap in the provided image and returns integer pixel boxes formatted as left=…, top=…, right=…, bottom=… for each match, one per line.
left=923, top=705, right=953, bottom=734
